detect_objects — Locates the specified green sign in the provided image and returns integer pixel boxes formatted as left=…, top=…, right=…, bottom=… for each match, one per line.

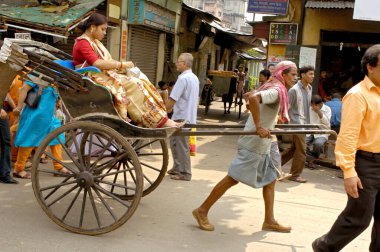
left=129, top=0, right=176, bottom=33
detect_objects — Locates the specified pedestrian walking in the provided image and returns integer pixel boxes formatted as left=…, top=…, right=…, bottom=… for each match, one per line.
left=166, top=53, right=199, bottom=181
left=192, top=61, right=298, bottom=232
left=0, top=108, right=18, bottom=184
left=12, top=80, right=67, bottom=179
left=312, top=44, right=380, bottom=252
left=281, top=66, right=314, bottom=183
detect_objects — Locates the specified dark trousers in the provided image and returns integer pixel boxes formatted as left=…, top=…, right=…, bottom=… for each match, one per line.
left=313, top=151, right=380, bottom=252
left=281, top=134, right=306, bottom=177
left=0, top=118, right=12, bottom=179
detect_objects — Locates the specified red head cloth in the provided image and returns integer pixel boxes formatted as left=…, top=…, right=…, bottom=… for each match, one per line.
left=257, top=61, right=297, bottom=122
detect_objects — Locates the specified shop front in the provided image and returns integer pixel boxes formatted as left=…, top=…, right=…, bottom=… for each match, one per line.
left=127, top=0, right=178, bottom=85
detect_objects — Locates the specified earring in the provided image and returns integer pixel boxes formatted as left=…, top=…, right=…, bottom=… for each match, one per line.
left=90, top=28, right=94, bottom=34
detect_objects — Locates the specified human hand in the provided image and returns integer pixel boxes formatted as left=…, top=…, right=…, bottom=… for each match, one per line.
left=344, top=176, right=363, bottom=198
left=256, top=126, right=270, bottom=138
left=123, top=61, right=134, bottom=69
left=311, top=104, right=319, bottom=112
left=13, top=107, right=21, bottom=121
left=0, top=109, right=7, bottom=119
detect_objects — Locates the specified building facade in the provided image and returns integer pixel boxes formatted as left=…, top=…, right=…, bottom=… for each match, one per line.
left=183, top=0, right=251, bottom=33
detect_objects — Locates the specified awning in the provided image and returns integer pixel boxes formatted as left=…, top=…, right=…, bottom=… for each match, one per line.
left=0, top=0, right=105, bottom=38
left=305, top=1, right=354, bottom=9
left=237, top=52, right=265, bottom=61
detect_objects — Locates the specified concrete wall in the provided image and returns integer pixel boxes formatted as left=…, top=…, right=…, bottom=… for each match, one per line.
left=302, top=8, right=380, bottom=46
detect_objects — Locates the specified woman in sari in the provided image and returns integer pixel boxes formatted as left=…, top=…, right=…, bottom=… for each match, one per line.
left=73, top=13, right=178, bottom=128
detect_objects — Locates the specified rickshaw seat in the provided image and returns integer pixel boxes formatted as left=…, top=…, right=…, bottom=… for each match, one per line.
left=54, top=60, right=101, bottom=74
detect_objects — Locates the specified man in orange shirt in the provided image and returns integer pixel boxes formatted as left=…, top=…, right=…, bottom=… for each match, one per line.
left=312, top=45, right=380, bottom=251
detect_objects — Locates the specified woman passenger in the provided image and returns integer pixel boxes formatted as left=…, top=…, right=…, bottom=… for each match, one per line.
left=72, top=13, right=178, bottom=128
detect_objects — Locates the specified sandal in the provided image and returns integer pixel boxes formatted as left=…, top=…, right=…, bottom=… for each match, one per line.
left=13, top=171, right=31, bottom=179
left=288, top=176, right=307, bottom=183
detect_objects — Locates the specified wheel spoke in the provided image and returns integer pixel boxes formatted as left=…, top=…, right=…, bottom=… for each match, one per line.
left=92, top=152, right=128, bottom=174
left=56, top=136, right=82, bottom=172
left=88, top=188, right=101, bottom=228
left=40, top=180, right=77, bottom=192
left=87, top=131, right=93, bottom=169
left=142, top=174, right=153, bottom=186
left=43, top=176, right=71, bottom=200
left=79, top=188, right=88, bottom=228
left=110, top=162, right=122, bottom=193
left=42, top=150, right=78, bottom=175
left=62, top=187, right=82, bottom=221
left=94, top=166, right=135, bottom=180
left=137, top=153, right=163, bottom=156
left=94, top=134, right=119, bottom=154
left=97, top=180, right=137, bottom=191
left=139, top=161, right=161, bottom=173
left=125, top=162, right=137, bottom=185
left=47, top=185, right=79, bottom=208
left=135, top=139, right=159, bottom=152
left=94, top=184, right=131, bottom=208
left=92, top=186, right=117, bottom=221
left=123, top=166, right=128, bottom=195
left=70, top=130, right=86, bottom=171
left=89, top=139, right=114, bottom=172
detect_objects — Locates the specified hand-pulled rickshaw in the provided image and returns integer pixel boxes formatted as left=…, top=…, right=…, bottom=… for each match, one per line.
left=0, top=39, right=336, bottom=235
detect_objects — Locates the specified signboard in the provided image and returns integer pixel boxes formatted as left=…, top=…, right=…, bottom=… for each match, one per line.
left=269, top=23, right=298, bottom=45
left=353, top=0, right=380, bottom=21
left=15, top=33, right=31, bottom=40
left=247, top=0, right=289, bottom=15
left=299, top=46, right=317, bottom=68
left=129, top=0, right=176, bottom=33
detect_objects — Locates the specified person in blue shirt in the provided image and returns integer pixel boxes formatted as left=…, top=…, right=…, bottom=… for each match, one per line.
left=325, top=92, right=342, bottom=134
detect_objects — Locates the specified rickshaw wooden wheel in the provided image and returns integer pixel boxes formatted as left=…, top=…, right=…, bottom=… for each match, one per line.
left=78, top=134, right=168, bottom=199
left=122, top=138, right=168, bottom=199
left=31, top=121, right=143, bottom=235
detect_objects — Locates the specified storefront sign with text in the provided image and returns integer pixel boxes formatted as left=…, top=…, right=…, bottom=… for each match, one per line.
left=269, top=23, right=298, bottom=45
left=247, top=0, right=289, bottom=15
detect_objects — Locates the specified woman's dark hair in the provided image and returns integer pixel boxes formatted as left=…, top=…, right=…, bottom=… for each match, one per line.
left=361, top=44, right=380, bottom=76
left=78, top=13, right=108, bottom=32
left=259, top=69, right=271, bottom=79
left=158, top=80, right=166, bottom=88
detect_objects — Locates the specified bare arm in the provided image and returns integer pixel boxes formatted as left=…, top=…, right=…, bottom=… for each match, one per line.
left=248, top=92, right=270, bottom=138
left=12, top=84, right=32, bottom=117
left=6, top=93, right=16, bottom=109
left=166, top=98, right=176, bottom=113
left=92, top=59, right=134, bottom=71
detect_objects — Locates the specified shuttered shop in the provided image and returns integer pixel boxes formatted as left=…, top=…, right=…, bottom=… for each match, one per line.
left=129, top=26, right=159, bottom=84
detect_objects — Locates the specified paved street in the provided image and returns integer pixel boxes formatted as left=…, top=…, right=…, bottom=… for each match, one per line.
left=0, top=100, right=371, bottom=252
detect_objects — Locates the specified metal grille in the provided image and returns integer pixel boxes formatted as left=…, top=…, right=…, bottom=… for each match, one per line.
left=129, top=26, right=159, bottom=84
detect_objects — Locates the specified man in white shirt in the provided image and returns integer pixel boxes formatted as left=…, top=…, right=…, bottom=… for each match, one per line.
left=166, top=53, right=199, bottom=181
left=306, top=94, right=331, bottom=169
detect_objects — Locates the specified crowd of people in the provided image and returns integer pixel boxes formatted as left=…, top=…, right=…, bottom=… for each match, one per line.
left=0, top=12, right=379, bottom=252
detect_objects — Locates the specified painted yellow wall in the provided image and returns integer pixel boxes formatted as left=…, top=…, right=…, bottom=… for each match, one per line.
left=302, top=9, right=380, bottom=46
